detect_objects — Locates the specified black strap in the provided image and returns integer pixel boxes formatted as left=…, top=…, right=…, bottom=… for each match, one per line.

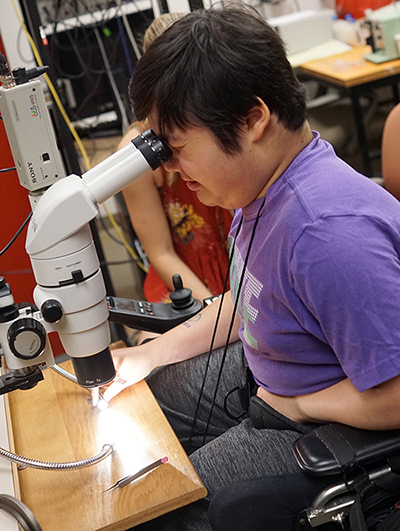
left=315, top=424, right=358, bottom=471
left=223, top=367, right=256, bottom=420
left=349, top=493, right=369, bottom=531
left=348, top=472, right=400, bottom=531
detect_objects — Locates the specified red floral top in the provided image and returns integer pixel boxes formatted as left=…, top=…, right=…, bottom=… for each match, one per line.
left=143, top=168, right=232, bottom=302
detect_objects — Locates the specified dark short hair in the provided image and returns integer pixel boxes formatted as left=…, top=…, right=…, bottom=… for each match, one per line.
left=129, top=6, right=307, bottom=153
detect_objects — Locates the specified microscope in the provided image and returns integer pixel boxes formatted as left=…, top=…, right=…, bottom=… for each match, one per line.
left=0, top=56, right=203, bottom=395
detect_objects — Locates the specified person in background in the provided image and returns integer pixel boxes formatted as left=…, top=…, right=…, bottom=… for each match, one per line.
left=118, top=13, right=232, bottom=305
left=381, top=102, right=400, bottom=201
left=95, top=6, right=400, bottom=530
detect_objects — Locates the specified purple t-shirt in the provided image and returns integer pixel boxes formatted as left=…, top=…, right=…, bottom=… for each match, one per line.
left=230, top=132, right=400, bottom=395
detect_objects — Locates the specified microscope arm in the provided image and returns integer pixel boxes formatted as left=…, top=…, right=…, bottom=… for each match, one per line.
left=26, top=132, right=166, bottom=256
left=22, top=133, right=172, bottom=388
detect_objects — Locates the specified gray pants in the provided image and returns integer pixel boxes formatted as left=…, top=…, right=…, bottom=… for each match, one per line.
left=135, top=341, right=304, bottom=530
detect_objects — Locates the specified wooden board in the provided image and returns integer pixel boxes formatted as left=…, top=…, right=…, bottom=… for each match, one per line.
left=5, top=361, right=206, bottom=531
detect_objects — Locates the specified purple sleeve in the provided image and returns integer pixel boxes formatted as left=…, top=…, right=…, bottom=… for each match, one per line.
left=291, top=214, right=400, bottom=392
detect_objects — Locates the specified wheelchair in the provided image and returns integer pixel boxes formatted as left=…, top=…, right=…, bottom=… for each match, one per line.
left=208, top=423, right=400, bottom=531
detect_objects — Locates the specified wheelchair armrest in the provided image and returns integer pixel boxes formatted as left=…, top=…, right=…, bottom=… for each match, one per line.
left=292, top=423, right=400, bottom=476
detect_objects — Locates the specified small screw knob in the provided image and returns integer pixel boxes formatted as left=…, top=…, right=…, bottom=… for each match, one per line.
left=41, top=299, right=63, bottom=323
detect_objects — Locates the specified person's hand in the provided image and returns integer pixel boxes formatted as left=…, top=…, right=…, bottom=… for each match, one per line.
left=91, top=344, right=156, bottom=406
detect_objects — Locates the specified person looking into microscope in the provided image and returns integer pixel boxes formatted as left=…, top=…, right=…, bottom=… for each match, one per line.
left=95, top=6, right=400, bottom=530
left=118, top=13, right=232, bottom=307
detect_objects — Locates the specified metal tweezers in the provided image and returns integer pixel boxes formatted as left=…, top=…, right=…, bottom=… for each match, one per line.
left=102, top=456, right=168, bottom=493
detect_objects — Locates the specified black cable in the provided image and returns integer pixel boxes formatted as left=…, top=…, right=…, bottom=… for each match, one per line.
left=96, top=215, right=147, bottom=269
left=50, top=10, right=107, bottom=78
left=49, top=19, right=126, bottom=126
left=49, top=25, right=95, bottom=79
left=97, top=213, right=127, bottom=246
left=43, top=0, right=149, bottom=128
left=201, top=197, right=266, bottom=444
left=0, top=494, right=43, bottom=531
left=188, top=216, right=244, bottom=449
left=0, top=211, right=33, bottom=257
left=129, top=0, right=154, bottom=27
left=74, top=73, right=104, bottom=116
left=189, top=196, right=267, bottom=450
left=0, top=167, right=17, bottom=173
left=117, top=13, right=134, bottom=77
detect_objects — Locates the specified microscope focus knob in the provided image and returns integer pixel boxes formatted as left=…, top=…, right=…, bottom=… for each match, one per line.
left=7, top=318, right=47, bottom=360
left=170, top=274, right=195, bottom=310
left=41, top=299, right=63, bottom=323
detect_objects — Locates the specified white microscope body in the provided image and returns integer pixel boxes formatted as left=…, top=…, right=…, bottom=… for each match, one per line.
left=24, top=140, right=159, bottom=386
left=0, top=58, right=171, bottom=389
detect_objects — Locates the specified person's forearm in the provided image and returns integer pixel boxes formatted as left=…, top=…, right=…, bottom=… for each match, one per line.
left=144, top=291, right=240, bottom=369
left=296, top=376, right=400, bottom=430
left=99, top=292, right=240, bottom=402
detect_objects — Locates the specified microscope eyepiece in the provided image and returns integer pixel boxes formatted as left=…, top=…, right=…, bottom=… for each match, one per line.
left=131, top=129, right=172, bottom=170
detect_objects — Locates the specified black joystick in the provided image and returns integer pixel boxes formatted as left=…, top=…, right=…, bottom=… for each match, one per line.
left=169, top=275, right=196, bottom=310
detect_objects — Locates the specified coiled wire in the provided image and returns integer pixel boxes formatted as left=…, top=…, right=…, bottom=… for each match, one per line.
left=0, top=443, right=112, bottom=471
